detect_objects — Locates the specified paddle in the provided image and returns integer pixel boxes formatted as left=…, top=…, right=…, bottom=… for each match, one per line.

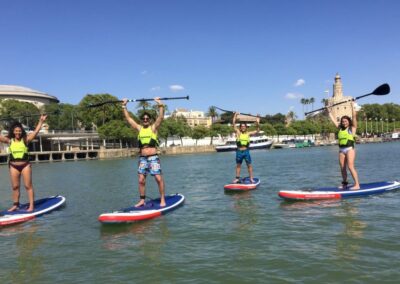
left=213, top=106, right=260, bottom=118
left=305, top=83, right=390, bottom=116
left=87, top=95, right=190, bottom=108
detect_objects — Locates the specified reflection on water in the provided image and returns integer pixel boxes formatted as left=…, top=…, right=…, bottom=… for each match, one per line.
left=228, top=192, right=258, bottom=232
left=335, top=201, right=366, bottom=261
left=0, top=224, right=44, bottom=283
left=100, top=218, right=170, bottom=263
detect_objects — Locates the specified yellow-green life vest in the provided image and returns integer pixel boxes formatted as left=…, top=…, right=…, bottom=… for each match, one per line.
left=236, top=133, right=250, bottom=148
left=338, top=128, right=355, bottom=148
left=138, top=127, right=159, bottom=148
left=9, top=139, right=29, bottom=161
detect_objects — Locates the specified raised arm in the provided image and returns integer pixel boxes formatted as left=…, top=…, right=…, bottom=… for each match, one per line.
left=232, top=112, right=240, bottom=135
left=27, top=114, right=47, bottom=143
left=248, top=115, right=260, bottom=135
left=327, top=109, right=339, bottom=128
left=351, top=102, right=357, bottom=133
left=0, top=133, right=10, bottom=144
left=122, top=98, right=141, bottom=131
left=152, top=97, right=165, bottom=131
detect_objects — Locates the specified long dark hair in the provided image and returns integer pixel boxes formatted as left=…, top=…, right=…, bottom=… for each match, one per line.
left=340, top=115, right=353, bottom=130
left=7, top=121, right=27, bottom=139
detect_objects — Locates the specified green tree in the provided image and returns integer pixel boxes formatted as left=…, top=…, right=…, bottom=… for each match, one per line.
left=77, top=94, right=124, bottom=130
left=97, top=120, right=136, bottom=140
left=207, top=106, right=218, bottom=123
left=209, top=123, right=232, bottom=144
left=191, top=125, right=209, bottom=145
left=44, top=103, right=79, bottom=131
left=0, top=99, right=40, bottom=128
left=260, top=123, right=277, bottom=136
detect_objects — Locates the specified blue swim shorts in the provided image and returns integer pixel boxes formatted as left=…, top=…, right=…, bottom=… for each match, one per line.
left=236, top=149, right=252, bottom=165
left=138, top=155, right=162, bottom=175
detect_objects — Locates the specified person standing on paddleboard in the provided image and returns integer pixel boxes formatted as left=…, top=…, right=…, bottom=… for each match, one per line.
left=122, top=97, right=166, bottom=207
left=328, top=102, right=360, bottom=190
left=0, top=115, right=47, bottom=211
left=232, top=112, right=260, bottom=184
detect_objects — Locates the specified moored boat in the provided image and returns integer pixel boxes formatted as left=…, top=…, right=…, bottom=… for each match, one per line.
left=215, top=135, right=272, bottom=152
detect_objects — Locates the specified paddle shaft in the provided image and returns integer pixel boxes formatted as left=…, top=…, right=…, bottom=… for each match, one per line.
left=305, top=83, right=390, bottom=116
left=214, top=106, right=259, bottom=118
left=88, top=95, right=189, bottom=108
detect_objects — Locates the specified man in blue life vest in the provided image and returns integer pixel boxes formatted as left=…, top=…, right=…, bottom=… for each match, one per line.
left=232, top=112, right=260, bottom=183
left=122, top=97, right=166, bottom=207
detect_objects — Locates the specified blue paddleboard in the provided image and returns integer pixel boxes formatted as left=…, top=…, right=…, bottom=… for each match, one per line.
left=279, top=181, right=400, bottom=201
left=98, top=193, right=185, bottom=223
left=0, top=195, right=66, bottom=226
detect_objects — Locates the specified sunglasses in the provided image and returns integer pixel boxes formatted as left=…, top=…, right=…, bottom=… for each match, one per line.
left=142, top=117, right=150, bottom=121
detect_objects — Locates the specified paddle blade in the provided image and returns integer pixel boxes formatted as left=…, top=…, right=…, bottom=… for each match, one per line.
left=372, top=83, right=390, bottom=96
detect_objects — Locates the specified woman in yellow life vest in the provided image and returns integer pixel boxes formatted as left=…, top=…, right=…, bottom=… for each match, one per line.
left=328, top=102, right=360, bottom=190
left=232, top=112, right=260, bottom=184
left=0, top=115, right=47, bottom=211
left=122, top=97, right=166, bottom=207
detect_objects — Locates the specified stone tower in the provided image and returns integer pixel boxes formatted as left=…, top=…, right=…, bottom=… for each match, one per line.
left=327, top=73, right=353, bottom=123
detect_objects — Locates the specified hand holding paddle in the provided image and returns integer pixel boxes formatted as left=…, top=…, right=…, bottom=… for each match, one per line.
left=305, top=83, right=390, bottom=116
left=88, top=95, right=189, bottom=108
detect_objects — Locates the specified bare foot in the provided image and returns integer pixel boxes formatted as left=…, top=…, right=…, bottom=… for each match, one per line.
left=250, top=178, right=255, bottom=184
left=232, top=178, right=240, bottom=184
left=350, top=185, right=360, bottom=190
left=134, top=199, right=145, bottom=207
left=159, top=200, right=166, bottom=207
left=7, top=205, right=19, bottom=212
left=26, top=207, right=34, bottom=212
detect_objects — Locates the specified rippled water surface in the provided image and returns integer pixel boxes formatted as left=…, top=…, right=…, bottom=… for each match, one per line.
left=1, top=142, right=400, bottom=283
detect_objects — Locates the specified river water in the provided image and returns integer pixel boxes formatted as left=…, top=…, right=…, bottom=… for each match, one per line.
left=1, top=142, right=399, bottom=283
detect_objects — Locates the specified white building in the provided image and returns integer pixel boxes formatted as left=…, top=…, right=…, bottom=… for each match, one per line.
left=0, top=85, right=59, bottom=108
left=172, top=108, right=212, bottom=128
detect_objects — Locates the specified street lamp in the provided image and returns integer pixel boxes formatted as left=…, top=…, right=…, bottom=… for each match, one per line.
left=386, top=118, right=388, bottom=133
left=375, top=118, right=378, bottom=134
left=365, top=116, right=368, bottom=136
left=380, top=118, right=383, bottom=134
left=369, top=118, right=372, bottom=136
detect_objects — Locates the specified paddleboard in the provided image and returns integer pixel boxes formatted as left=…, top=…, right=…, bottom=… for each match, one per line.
left=224, top=177, right=260, bottom=191
left=98, top=193, right=185, bottom=224
left=278, top=181, right=400, bottom=201
left=0, top=195, right=66, bottom=227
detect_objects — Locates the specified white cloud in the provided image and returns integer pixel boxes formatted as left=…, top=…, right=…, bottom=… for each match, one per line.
left=169, top=84, right=185, bottom=92
left=141, top=70, right=148, bottom=75
left=294, top=79, right=305, bottom=87
left=150, top=86, right=161, bottom=92
left=285, top=92, right=303, bottom=99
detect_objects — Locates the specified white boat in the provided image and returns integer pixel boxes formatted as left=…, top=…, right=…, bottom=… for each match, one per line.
left=215, top=135, right=273, bottom=152
left=273, top=139, right=296, bottom=149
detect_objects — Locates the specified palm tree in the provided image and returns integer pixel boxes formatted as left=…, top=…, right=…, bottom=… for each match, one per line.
left=136, top=101, right=151, bottom=111
left=206, top=106, right=218, bottom=123
left=309, top=97, right=315, bottom=111
left=300, top=98, right=306, bottom=117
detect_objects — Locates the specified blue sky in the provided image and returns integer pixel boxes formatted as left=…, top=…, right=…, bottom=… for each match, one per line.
left=1, top=0, right=399, bottom=117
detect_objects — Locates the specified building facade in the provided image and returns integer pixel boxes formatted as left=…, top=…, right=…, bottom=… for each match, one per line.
left=172, top=108, right=212, bottom=128
left=326, top=74, right=353, bottom=123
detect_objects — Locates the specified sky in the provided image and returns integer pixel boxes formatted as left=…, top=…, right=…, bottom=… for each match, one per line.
left=1, top=0, right=399, bottom=117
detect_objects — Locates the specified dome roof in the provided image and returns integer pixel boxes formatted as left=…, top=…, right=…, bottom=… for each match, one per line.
left=0, top=85, right=59, bottom=103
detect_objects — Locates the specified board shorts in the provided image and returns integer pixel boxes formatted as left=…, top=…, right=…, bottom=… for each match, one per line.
left=236, top=149, right=252, bottom=165
left=138, top=155, right=162, bottom=175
